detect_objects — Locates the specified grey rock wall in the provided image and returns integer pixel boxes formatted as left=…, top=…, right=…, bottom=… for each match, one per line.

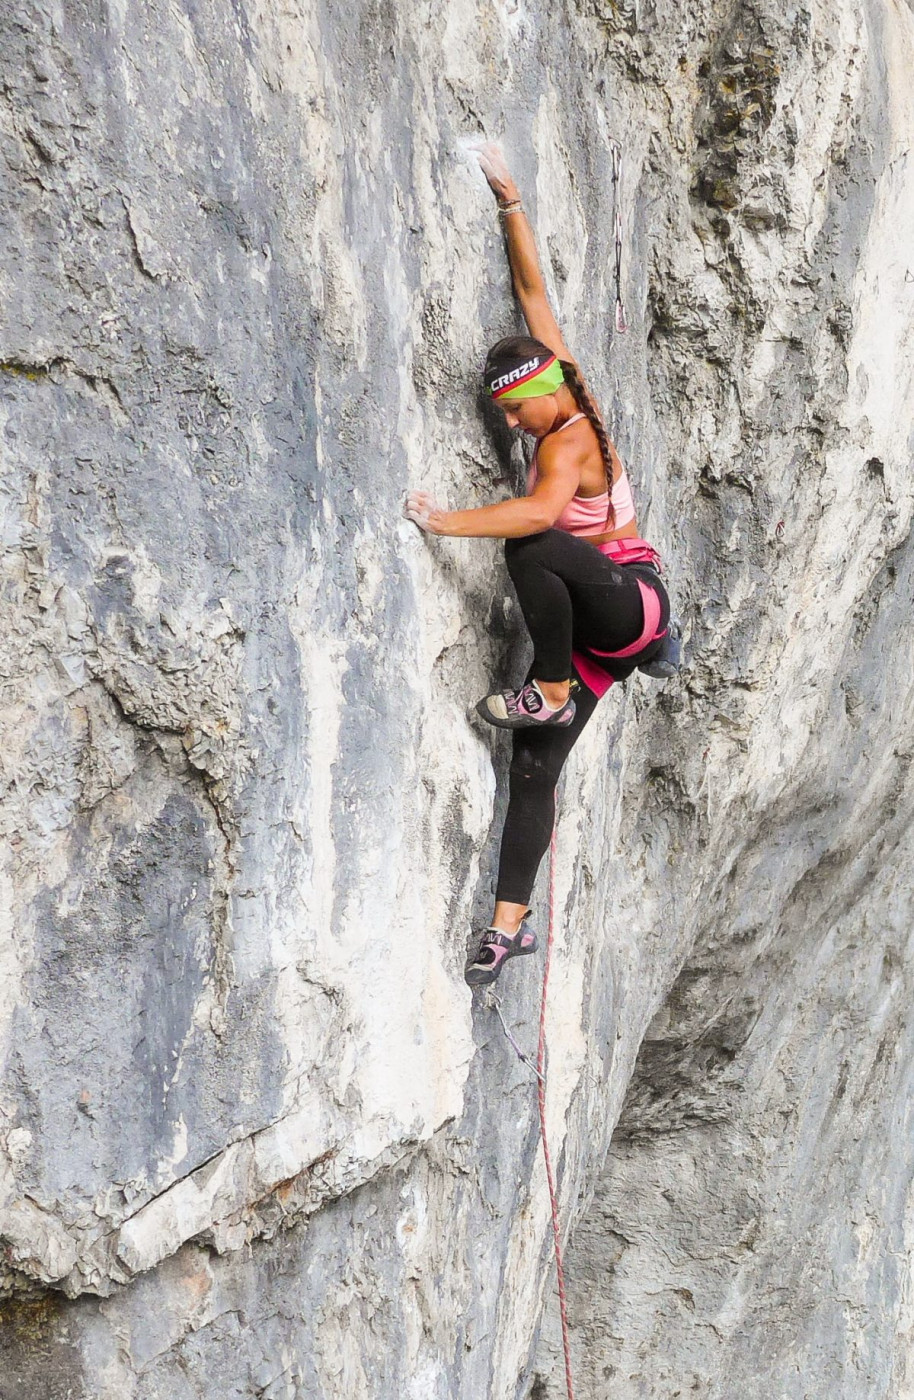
left=1, top=0, right=913, bottom=1397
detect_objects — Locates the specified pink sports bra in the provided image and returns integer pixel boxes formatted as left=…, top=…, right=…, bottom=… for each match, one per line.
left=526, top=412, right=636, bottom=536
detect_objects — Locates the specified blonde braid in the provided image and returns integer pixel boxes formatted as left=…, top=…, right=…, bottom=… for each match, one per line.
left=558, top=359, right=617, bottom=530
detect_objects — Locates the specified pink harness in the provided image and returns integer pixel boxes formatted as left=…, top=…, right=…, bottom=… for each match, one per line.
left=572, top=538, right=667, bottom=698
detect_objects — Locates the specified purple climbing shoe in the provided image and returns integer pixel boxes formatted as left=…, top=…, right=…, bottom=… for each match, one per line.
left=464, top=917, right=539, bottom=988
left=475, top=682, right=575, bottom=731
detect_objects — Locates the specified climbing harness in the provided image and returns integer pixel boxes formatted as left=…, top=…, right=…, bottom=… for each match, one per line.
left=610, top=140, right=628, bottom=336
left=486, top=823, right=576, bottom=1400
left=566, top=539, right=682, bottom=694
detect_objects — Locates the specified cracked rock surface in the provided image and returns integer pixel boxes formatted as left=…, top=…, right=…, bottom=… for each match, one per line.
left=2, top=0, right=914, bottom=1396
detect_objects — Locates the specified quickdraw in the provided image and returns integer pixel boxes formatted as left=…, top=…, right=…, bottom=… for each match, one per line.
left=610, top=139, right=628, bottom=335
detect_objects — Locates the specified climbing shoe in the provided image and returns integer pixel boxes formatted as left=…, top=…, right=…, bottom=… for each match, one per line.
left=464, top=917, right=539, bottom=987
left=638, top=619, right=682, bottom=680
left=475, top=681, right=576, bottom=730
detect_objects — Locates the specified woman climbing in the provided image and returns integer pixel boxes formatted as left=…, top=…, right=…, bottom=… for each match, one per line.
left=405, top=143, right=675, bottom=988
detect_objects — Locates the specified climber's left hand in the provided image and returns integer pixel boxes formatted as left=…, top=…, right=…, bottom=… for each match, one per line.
left=404, top=491, right=450, bottom=535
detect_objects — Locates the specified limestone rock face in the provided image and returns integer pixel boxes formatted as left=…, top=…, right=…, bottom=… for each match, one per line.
left=2, top=0, right=913, bottom=1396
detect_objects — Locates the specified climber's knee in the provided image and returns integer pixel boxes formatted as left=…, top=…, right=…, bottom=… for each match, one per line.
left=504, top=535, right=523, bottom=565
left=505, top=529, right=553, bottom=572
left=509, top=743, right=564, bottom=794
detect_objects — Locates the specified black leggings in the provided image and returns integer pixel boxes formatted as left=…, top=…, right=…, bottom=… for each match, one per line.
left=495, top=530, right=669, bottom=905
left=504, top=528, right=647, bottom=680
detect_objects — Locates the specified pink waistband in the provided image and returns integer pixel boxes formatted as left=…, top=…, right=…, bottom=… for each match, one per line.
left=595, top=537, right=662, bottom=569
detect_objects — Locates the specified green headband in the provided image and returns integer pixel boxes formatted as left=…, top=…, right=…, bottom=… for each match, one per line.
left=488, top=353, right=565, bottom=401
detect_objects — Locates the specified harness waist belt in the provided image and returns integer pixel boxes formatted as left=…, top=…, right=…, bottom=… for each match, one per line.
left=594, top=536, right=662, bottom=569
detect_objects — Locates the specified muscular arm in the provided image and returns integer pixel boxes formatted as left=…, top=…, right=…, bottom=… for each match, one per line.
left=501, top=206, right=577, bottom=365
left=406, top=434, right=583, bottom=539
left=501, top=188, right=627, bottom=485
left=443, top=497, right=557, bottom=538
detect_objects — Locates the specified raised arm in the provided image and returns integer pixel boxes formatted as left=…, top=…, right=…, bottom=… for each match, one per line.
left=476, top=141, right=625, bottom=483
left=476, top=142, right=575, bottom=365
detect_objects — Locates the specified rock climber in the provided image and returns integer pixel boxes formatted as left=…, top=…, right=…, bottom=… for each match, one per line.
left=405, top=142, right=676, bottom=988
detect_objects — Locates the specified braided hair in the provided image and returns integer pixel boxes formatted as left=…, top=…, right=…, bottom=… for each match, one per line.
left=558, top=357, right=616, bottom=531
left=484, top=334, right=616, bottom=530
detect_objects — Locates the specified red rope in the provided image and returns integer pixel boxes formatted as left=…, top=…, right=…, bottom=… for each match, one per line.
left=536, top=821, right=576, bottom=1400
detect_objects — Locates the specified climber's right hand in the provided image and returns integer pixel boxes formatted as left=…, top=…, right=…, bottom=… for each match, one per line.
left=473, top=141, right=520, bottom=205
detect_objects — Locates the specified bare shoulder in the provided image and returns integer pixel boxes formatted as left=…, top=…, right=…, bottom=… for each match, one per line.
left=536, top=420, right=592, bottom=472
left=541, top=414, right=624, bottom=493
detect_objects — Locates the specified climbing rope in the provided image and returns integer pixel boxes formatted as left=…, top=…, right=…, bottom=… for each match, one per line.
left=538, top=823, right=576, bottom=1400
left=489, top=821, right=576, bottom=1400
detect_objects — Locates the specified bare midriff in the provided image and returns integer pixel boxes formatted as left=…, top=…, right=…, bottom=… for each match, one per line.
left=581, top=519, right=640, bottom=546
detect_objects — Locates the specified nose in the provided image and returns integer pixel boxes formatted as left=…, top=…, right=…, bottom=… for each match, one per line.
left=505, top=410, right=519, bottom=428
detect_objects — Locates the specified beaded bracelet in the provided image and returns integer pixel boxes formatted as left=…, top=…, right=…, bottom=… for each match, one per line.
left=498, top=200, right=523, bottom=217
